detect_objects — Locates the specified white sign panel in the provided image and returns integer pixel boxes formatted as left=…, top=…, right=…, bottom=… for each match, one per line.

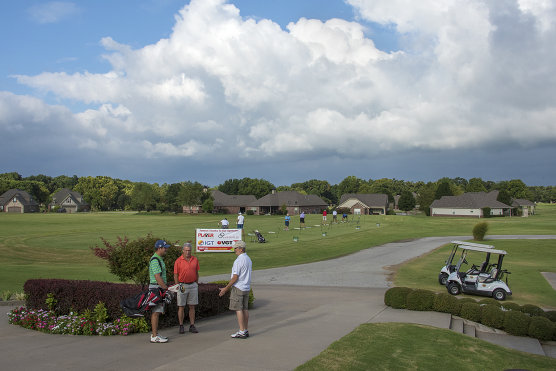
left=195, top=228, right=242, bottom=252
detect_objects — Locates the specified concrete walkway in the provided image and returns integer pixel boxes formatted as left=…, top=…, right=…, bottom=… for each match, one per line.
left=2, top=235, right=555, bottom=370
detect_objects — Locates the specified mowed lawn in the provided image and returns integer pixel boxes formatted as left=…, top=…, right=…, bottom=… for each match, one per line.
left=297, top=323, right=556, bottom=371
left=395, top=239, right=556, bottom=308
left=1, top=204, right=556, bottom=293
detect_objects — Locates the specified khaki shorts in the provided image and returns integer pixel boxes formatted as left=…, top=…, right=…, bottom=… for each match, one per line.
left=149, top=284, right=165, bottom=313
left=177, top=282, right=199, bottom=306
left=229, top=286, right=249, bottom=311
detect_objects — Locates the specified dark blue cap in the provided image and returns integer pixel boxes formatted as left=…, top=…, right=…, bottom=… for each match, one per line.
left=154, top=240, right=171, bottom=249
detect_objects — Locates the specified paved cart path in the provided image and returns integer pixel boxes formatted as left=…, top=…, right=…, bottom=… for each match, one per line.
left=202, top=235, right=556, bottom=287
left=2, top=235, right=555, bottom=370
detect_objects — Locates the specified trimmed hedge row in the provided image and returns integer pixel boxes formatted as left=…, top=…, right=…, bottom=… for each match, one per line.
left=384, top=287, right=556, bottom=341
left=24, top=279, right=232, bottom=329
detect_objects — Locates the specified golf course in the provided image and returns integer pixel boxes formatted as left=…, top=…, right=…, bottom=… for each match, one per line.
left=2, top=204, right=556, bottom=308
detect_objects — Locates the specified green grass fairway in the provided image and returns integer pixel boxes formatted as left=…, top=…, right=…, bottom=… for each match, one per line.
left=296, top=323, right=556, bottom=371
left=2, top=204, right=556, bottom=293
left=395, top=239, right=556, bottom=308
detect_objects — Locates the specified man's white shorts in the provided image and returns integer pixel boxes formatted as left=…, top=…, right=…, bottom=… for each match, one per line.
left=177, top=282, right=199, bottom=306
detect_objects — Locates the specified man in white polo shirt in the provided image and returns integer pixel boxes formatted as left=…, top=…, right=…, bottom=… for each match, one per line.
left=218, top=240, right=252, bottom=339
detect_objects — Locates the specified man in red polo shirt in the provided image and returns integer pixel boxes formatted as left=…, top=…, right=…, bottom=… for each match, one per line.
left=173, top=242, right=200, bottom=334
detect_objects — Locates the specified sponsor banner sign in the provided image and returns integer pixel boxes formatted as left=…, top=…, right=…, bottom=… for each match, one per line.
left=195, top=228, right=242, bottom=252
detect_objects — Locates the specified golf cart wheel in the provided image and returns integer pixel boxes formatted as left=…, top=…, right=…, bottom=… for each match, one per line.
left=438, top=273, right=448, bottom=286
left=492, top=289, right=506, bottom=301
left=447, top=282, right=461, bottom=296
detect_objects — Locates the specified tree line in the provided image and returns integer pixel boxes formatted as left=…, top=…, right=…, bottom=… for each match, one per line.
left=1, top=172, right=554, bottom=213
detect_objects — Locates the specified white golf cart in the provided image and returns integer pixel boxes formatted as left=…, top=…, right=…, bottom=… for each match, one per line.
left=445, top=244, right=512, bottom=300
left=438, top=241, right=495, bottom=285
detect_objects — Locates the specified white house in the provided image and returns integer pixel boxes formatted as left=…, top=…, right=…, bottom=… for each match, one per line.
left=430, top=191, right=511, bottom=218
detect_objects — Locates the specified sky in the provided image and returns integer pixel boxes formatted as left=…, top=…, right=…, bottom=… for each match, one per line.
left=1, top=0, right=556, bottom=187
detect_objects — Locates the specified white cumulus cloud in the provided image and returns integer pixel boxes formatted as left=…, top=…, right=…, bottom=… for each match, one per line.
left=6, top=0, right=556, bottom=170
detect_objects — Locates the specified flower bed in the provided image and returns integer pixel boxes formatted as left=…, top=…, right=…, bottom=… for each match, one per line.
left=9, top=278, right=240, bottom=336
left=8, top=306, right=149, bottom=336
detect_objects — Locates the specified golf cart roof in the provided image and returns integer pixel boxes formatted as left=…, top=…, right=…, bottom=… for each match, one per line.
left=451, top=240, right=495, bottom=250
left=451, top=242, right=507, bottom=255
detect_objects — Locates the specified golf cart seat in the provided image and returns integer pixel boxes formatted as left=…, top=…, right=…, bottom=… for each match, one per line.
left=479, top=267, right=499, bottom=283
left=479, top=261, right=488, bottom=272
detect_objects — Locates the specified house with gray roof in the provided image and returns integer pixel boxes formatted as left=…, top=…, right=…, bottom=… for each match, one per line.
left=337, top=193, right=389, bottom=215
left=49, top=188, right=89, bottom=213
left=430, top=191, right=511, bottom=218
left=250, top=190, right=327, bottom=215
left=512, top=198, right=535, bottom=217
left=0, top=189, right=39, bottom=213
left=211, top=190, right=257, bottom=214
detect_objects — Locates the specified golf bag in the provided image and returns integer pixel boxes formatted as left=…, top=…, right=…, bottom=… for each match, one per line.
left=120, top=256, right=174, bottom=317
left=254, top=230, right=266, bottom=243
left=120, top=287, right=165, bottom=317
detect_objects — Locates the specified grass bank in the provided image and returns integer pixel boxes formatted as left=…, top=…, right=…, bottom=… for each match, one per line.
left=297, top=323, right=556, bottom=371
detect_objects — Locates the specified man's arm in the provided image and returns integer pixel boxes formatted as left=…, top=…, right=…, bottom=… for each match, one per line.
left=174, top=273, right=179, bottom=284
left=218, top=274, right=238, bottom=297
left=154, top=273, right=168, bottom=290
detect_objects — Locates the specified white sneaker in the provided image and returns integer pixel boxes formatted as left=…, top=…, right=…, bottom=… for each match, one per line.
left=230, top=331, right=247, bottom=339
left=151, top=334, right=168, bottom=343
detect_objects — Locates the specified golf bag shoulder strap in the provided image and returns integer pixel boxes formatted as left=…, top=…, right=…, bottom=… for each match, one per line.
left=150, top=256, right=163, bottom=272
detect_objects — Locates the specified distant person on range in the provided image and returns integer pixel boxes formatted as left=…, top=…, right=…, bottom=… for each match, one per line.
left=173, top=242, right=200, bottom=334
left=219, top=240, right=252, bottom=339
left=149, top=240, right=170, bottom=343
left=219, top=218, right=229, bottom=229
left=332, top=210, right=338, bottom=223
left=237, top=212, right=244, bottom=229
left=300, top=211, right=305, bottom=228
left=322, top=209, right=327, bottom=222
left=284, top=213, right=290, bottom=231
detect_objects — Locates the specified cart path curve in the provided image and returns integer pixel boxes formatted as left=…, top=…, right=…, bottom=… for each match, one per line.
left=201, top=235, right=556, bottom=288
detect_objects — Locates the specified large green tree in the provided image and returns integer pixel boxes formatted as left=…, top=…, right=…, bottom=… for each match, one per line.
left=466, top=178, right=487, bottom=192
left=130, top=182, right=158, bottom=211
left=398, top=190, right=416, bottom=211
left=417, top=182, right=437, bottom=216
left=434, top=180, right=453, bottom=200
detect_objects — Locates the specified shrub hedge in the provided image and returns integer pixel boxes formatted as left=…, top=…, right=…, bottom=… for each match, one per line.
left=501, top=302, right=521, bottom=311
left=384, top=287, right=414, bottom=309
left=545, top=311, right=556, bottom=323
left=433, top=293, right=460, bottom=315
left=406, top=289, right=435, bottom=311
left=504, top=310, right=531, bottom=337
left=520, top=304, right=545, bottom=318
left=477, top=298, right=501, bottom=307
left=480, top=304, right=505, bottom=329
left=528, top=316, right=555, bottom=341
left=384, top=288, right=556, bottom=341
left=24, top=279, right=231, bottom=329
left=459, top=302, right=481, bottom=322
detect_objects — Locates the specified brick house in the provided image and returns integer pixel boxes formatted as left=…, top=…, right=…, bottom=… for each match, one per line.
left=337, top=193, right=389, bottom=215
left=211, top=190, right=257, bottom=214
left=48, top=188, right=90, bottom=213
left=0, top=189, right=39, bottom=213
left=250, top=190, right=327, bottom=215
